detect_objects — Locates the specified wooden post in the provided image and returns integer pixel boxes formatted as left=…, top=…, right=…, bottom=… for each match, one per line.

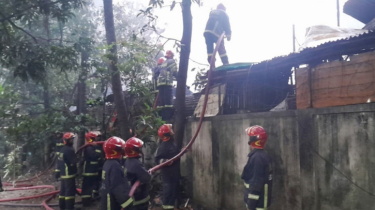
left=337, top=0, right=340, bottom=27
left=293, top=24, right=296, bottom=52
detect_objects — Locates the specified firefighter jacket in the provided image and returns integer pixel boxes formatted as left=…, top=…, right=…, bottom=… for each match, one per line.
left=95, top=144, right=105, bottom=171
left=101, top=159, right=133, bottom=210
left=241, top=149, right=273, bottom=210
left=204, top=9, right=231, bottom=38
left=58, top=145, right=78, bottom=179
left=124, top=157, right=151, bottom=206
left=55, top=137, right=64, bottom=172
left=157, top=58, right=178, bottom=87
left=155, top=140, right=180, bottom=181
left=82, top=145, right=100, bottom=177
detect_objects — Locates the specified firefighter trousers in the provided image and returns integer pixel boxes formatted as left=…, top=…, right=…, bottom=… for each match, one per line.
left=162, top=180, right=179, bottom=210
left=59, top=178, right=76, bottom=210
left=132, top=184, right=150, bottom=210
left=82, top=176, right=98, bottom=206
left=157, top=85, right=174, bottom=121
left=204, top=33, right=228, bottom=65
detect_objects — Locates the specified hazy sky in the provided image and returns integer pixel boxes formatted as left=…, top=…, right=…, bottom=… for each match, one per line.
left=96, top=0, right=364, bottom=89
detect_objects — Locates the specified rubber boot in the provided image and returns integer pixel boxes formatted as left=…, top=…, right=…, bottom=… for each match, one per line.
left=65, top=198, right=75, bottom=210
left=59, top=196, right=66, bottom=210
left=221, top=56, right=229, bottom=65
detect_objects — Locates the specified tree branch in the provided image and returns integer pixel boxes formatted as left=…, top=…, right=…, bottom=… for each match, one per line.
left=0, top=11, right=38, bottom=43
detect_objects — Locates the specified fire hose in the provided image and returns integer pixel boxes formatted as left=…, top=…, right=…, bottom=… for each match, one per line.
left=129, top=32, right=226, bottom=196
left=0, top=32, right=224, bottom=208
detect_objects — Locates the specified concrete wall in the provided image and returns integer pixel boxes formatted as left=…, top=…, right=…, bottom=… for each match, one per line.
left=181, top=103, right=375, bottom=210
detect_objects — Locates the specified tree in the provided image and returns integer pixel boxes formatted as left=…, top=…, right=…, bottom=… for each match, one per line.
left=103, top=0, right=131, bottom=139
left=174, top=0, right=192, bottom=149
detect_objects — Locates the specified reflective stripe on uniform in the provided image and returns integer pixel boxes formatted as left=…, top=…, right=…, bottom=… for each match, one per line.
left=60, top=174, right=76, bottom=179
left=133, top=195, right=150, bottom=205
left=107, top=194, right=111, bottom=210
left=162, top=205, right=175, bottom=209
left=220, top=53, right=227, bottom=57
left=95, top=150, right=102, bottom=153
left=264, top=184, right=268, bottom=209
left=56, top=152, right=60, bottom=155
left=244, top=182, right=249, bottom=188
left=121, top=198, right=133, bottom=208
left=59, top=196, right=65, bottom=199
left=91, top=161, right=98, bottom=164
left=55, top=169, right=60, bottom=172
left=65, top=196, right=75, bottom=200
left=81, top=195, right=92, bottom=198
left=256, top=208, right=265, bottom=210
left=164, top=105, right=173, bottom=108
left=207, top=53, right=213, bottom=57
left=83, top=172, right=98, bottom=176
left=248, top=194, right=259, bottom=200
left=65, top=163, right=69, bottom=177
left=56, top=143, right=64, bottom=146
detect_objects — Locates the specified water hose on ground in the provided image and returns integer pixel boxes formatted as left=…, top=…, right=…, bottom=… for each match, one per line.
left=129, top=32, right=226, bottom=197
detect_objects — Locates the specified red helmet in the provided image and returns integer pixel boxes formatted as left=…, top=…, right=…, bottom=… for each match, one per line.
left=157, top=58, right=165, bottom=65
left=103, top=136, right=125, bottom=159
left=63, top=132, right=76, bottom=145
left=165, top=50, right=174, bottom=59
left=124, top=137, right=144, bottom=158
left=158, top=124, right=174, bottom=141
left=217, top=3, right=226, bottom=11
left=85, top=131, right=102, bottom=143
left=246, top=125, right=268, bottom=149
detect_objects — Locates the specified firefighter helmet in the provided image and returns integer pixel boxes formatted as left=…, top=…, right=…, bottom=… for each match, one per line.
left=165, top=50, right=174, bottom=59
left=157, top=58, right=165, bottom=65
left=63, top=132, right=75, bottom=145
left=124, top=137, right=144, bottom=158
left=103, top=136, right=125, bottom=159
left=246, top=125, right=268, bottom=149
left=217, top=3, right=226, bottom=11
left=85, top=131, right=102, bottom=142
left=158, top=124, right=174, bottom=141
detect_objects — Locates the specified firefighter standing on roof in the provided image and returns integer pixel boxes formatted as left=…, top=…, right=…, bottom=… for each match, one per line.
left=156, top=50, right=178, bottom=121
left=54, top=132, right=64, bottom=181
left=81, top=131, right=102, bottom=209
left=124, top=137, right=151, bottom=210
left=153, top=57, right=165, bottom=90
left=242, top=126, right=273, bottom=210
left=155, top=124, right=181, bottom=210
left=204, top=3, right=232, bottom=65
left=58, top=132, right=78, bottom=210
left=101, top=137, right=133, bottom=210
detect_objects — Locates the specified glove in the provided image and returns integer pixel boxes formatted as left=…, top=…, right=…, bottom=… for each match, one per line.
left=227, top=35, right=231, bottom=41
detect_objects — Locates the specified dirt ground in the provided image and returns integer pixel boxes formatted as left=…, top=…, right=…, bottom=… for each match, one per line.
left=0, top=170, right=202, bottom=210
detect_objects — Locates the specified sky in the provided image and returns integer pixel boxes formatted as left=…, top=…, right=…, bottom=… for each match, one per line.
left=94, top=0, right=364, bottom=90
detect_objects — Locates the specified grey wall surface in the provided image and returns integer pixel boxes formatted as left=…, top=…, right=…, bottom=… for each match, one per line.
left=181, top=103, right=375, bottom=210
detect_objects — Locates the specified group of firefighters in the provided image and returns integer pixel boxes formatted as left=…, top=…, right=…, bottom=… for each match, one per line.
left=0, top=4, right=272, bottom=210
left=53, top=124, right=272, bottom=210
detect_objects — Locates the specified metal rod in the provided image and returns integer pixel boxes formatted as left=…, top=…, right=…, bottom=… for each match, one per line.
left=293, top=24, right=296, bottom=52
left=337, top=0, right=340, bottom=27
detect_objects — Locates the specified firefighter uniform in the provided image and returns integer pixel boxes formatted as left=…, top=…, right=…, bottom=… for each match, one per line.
left=124, top=157, right=151, bottom=210
left=155, top=140, right=180, bottom=210
left=55, top=137, right=64, bottom=180
left=95, top=144, right=105, bottom=197
left=241, top=149, right=273, bottom=210
left=204, top=8, right=232, bottom=65
left=100, top=159, right=133, bottom=210
left=157, top=57, right=177, bottom=121
left=58, top=145, right=78, bottom=210
left=81, top=144, right=101, bottom=206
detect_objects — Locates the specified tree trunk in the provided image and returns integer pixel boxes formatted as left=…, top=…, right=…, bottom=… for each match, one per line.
left=77, top=50, right=88, bottom=148
left=103, top=0, right=130, bottom=139
left=174, top=0, right=192, bottom=150
left=43, top=9, right=51, bottom=166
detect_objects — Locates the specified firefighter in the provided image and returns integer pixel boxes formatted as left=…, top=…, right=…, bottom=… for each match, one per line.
left=155, top=124, right=180, bottom=210
left=153, top=57, right=166, bottom=90
left=81, top=131, right=102, bottom=208
left=94, top=132, right=105, bottom=198
left=241, top=125, right=273, bottom=210
left=54, top=132, right=64, bottom=181
left=124, top=137, right=151, bottom=210
left=156, top=50, right=178, bottom=121
left=58, top=132, right=78, bottom=210
left=204, top=3, right=232, bottom=65
left=101, top=136, right=133, bottom=210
